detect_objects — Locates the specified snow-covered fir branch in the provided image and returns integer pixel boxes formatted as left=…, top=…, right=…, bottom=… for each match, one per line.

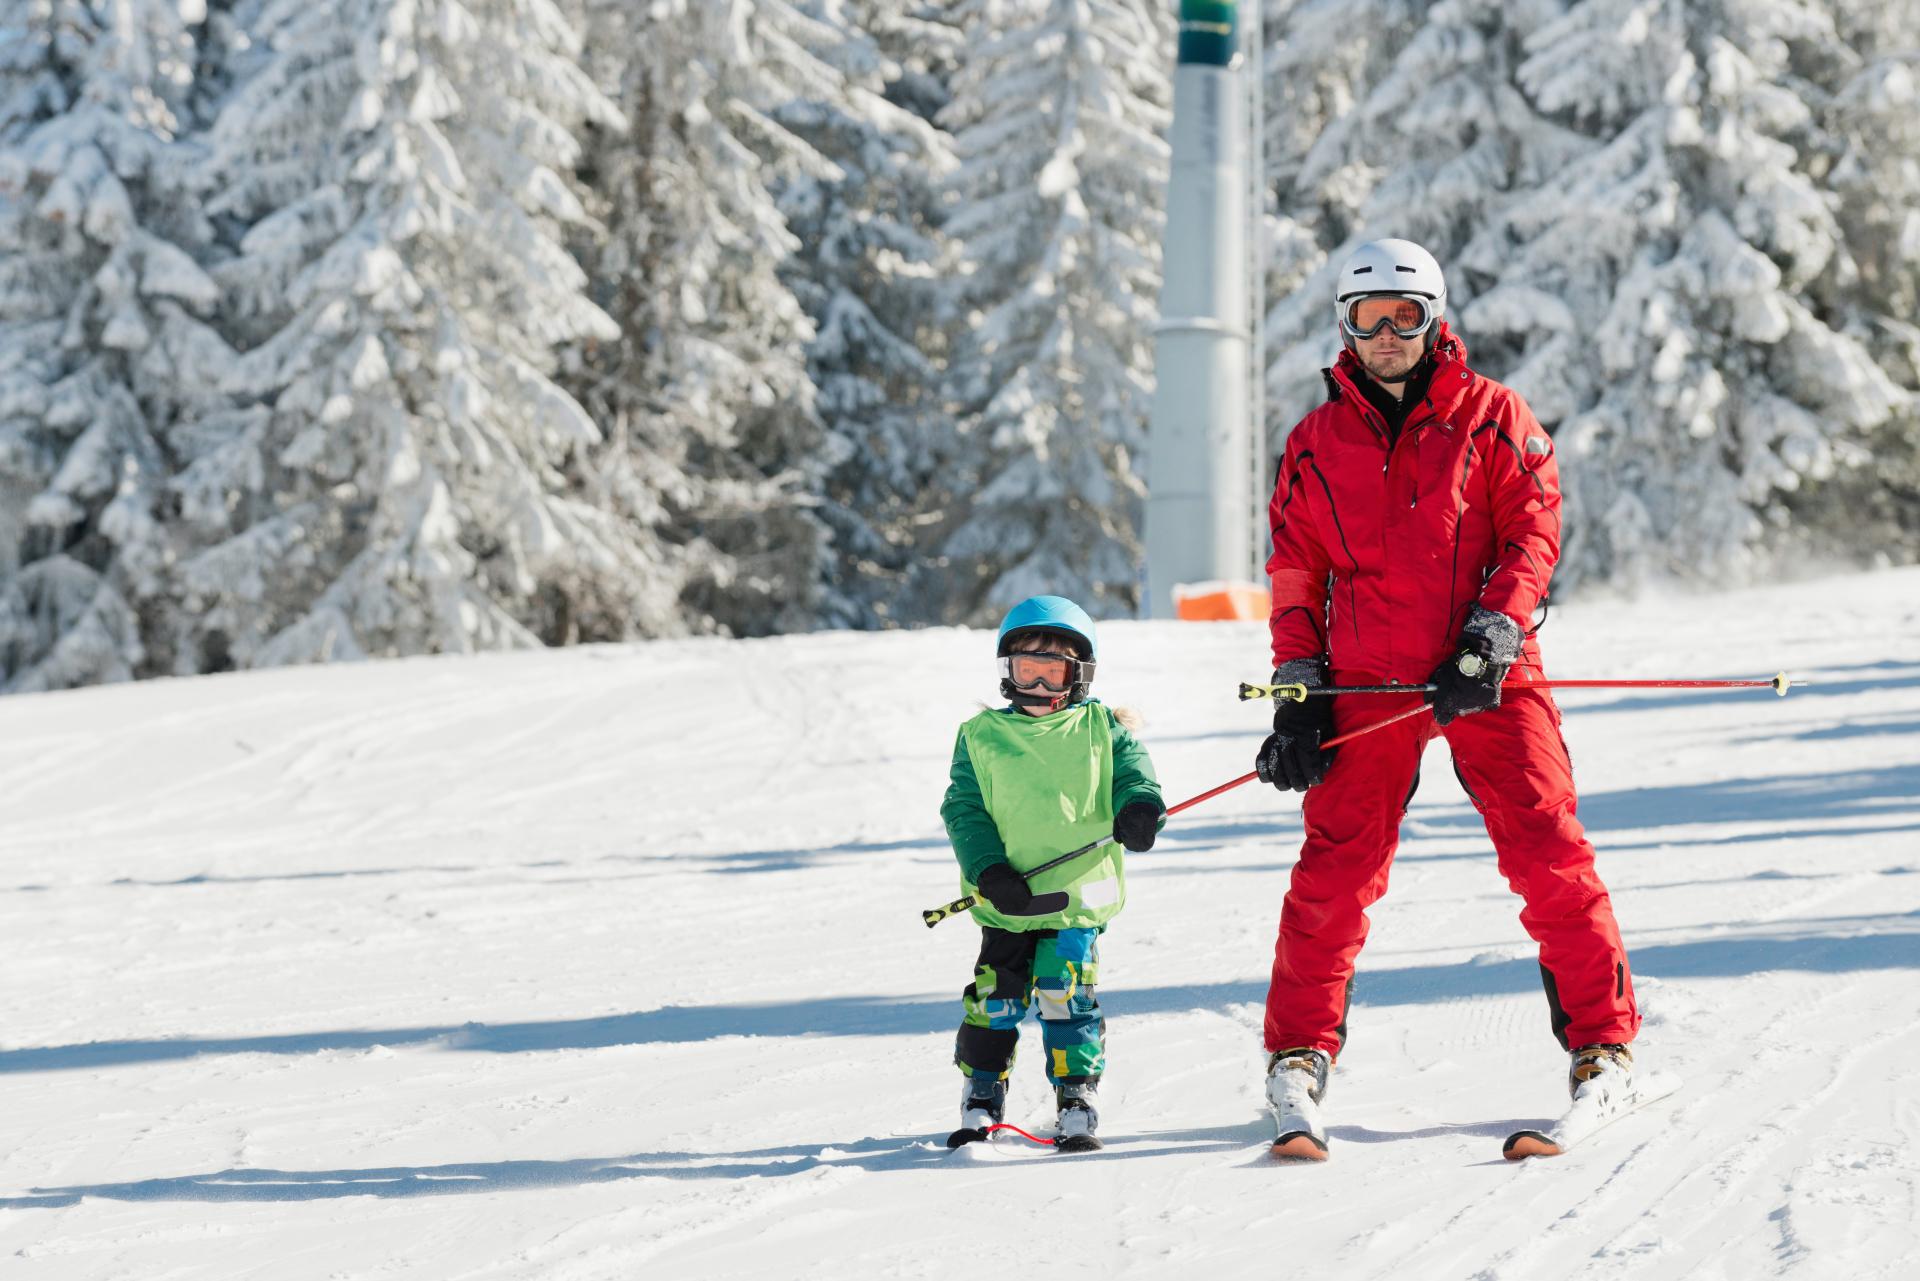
left=935, top=0, right=1172, bottom=623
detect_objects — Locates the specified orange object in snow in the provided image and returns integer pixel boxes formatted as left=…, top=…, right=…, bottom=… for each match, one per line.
left=1172, top=581, right=1271, bottom=621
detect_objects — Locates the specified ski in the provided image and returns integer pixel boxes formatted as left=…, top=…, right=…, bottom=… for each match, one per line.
left=1502, top=1069, right=1682, bottom=1159
left=1269, top=1108, right=1329, bottom=1162
left=1055, top=1133, right=1103, bottom=1154
left=1267, top=1088, right=1329, bottom=1160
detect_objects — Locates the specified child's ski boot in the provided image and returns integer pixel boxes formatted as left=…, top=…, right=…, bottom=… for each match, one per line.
left=1054, top=1083, right=1102, bottom=1153
left=946, top=1077, right=1007, bottom=1148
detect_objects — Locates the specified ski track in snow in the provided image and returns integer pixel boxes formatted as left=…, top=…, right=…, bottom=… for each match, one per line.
left=3, top=571, right=1919, bottom=1278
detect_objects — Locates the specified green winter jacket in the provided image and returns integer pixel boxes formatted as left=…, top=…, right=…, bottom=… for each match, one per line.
left=940, top=699, right=1163, bottom=931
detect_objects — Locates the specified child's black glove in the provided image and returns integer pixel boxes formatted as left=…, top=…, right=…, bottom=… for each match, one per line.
left=975, top=863, right=1070, bottom=917
left=1111, top=799, right=1164, bottom=852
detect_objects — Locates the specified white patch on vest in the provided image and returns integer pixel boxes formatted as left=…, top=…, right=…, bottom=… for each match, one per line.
left=1078, top=877, right=1120, bottom=909
left=1525, top=435, right=1551, bottom=456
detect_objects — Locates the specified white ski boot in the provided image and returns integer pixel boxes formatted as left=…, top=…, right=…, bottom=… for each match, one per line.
left=946, top=1078, right=1007, bottom=1148
left=1054, top=1083, right=1102, bottom=1153
left=1503, top=1042, right=1681, bottom=1159
left=1568, top=1042, right=1633, bottom=1099
left=1265, top=1048, right=1330, bottom=1160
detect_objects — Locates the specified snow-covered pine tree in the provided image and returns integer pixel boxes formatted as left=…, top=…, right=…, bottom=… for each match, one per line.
left=936, top=0, right=1172, bottom=623
left=183, top=0, right=632, bottom=668
left=780, top=2, right=957, bottom=629
left=1828, top=2, right=1920, bottom=328
left=573, top=0, right=829, bottom=639
left=1779, top=0, right=1920, bottom=561
left=1260, top=0, right=1582, bottom=438
left=0, top=0, right=217, bottom=692
left=1482, top=0, right=1909, bottom=589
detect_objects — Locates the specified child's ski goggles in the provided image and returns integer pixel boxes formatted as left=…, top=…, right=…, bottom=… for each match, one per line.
left=1000, top=651, right=1094, bottom=692
left=1340, top=293, right=1438, bottom=340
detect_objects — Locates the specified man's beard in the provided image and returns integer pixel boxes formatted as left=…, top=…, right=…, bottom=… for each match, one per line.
left=1359, top=349, right=1419, bottom=384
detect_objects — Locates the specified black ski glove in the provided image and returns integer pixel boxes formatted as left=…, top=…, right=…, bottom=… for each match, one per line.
left=975, top=863, right=1070, bottom=917
left=1426, top=606, right=1523, bottom=727
left=1112, top=799, right=1165, bottom=852
left=1254, top=658, right=1337, bottom=793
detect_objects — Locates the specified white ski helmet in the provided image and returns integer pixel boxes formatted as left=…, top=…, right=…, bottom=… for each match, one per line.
left=1333, top=238, right=1447, bottom=353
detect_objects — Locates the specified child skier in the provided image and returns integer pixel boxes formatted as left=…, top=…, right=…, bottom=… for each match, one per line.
left=940, top=595, right=1166, bottom=1153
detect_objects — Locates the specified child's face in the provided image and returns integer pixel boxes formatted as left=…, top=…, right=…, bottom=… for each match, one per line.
left=1007, top=634, right=1077, bottom=715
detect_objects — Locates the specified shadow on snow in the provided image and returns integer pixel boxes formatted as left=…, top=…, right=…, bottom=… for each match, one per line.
left=0, top=1122, right=1278, bottom=1207
left=6, top=911, right=1915, bottom=1076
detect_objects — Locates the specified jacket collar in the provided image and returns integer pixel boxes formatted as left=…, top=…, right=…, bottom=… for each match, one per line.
left=1329, top=322, right=1473, bottom=431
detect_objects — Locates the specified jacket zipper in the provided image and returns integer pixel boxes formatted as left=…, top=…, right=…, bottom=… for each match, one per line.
left=1386, top=414, right=1433, bottom=507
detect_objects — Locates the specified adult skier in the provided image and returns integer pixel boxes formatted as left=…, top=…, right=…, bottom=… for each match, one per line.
left=1253, top=238, right=1641, bottom=1158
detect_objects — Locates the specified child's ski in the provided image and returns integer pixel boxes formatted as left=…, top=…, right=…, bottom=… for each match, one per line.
left=1502, top=1069, right=1681, bottom=1159
left=946, top=1122, right=1059, bottom=1150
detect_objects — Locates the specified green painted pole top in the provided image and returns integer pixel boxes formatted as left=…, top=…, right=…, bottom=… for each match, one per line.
left=1178, top=0, right=1237, bottom=67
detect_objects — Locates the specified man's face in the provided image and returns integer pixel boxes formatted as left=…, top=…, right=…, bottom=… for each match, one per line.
left=1355, top=326, right=1424, bottom=385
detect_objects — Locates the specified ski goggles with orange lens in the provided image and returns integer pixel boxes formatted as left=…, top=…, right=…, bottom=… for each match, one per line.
left=1341, top=293, right=1437, bottom=340
left=1000, top=651, right=1090, bottom=692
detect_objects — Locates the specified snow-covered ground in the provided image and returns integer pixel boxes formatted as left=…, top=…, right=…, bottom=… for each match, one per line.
left=4, top=569, right=1919, bottom=1280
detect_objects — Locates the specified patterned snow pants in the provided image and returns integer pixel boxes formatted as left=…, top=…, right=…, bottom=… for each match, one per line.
left=954, top=925, right=1105, bottom=1088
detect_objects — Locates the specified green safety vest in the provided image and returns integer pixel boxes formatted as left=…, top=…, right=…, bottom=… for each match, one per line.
left=955, top=703, right=1129, bottom=931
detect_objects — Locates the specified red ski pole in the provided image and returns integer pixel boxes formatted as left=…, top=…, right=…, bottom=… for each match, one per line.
left=1513, top=675, right=1797, bottom=694
left=1239, top=672, right=1800, bottom=702
left=919, top=703, right=1426, bottom=928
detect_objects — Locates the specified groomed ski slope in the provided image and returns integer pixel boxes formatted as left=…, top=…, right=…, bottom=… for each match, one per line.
left=4, top=568, right=1919, bottom=1280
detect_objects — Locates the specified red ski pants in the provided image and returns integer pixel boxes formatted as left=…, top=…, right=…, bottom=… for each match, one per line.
left=1263, top=684, right=1640, bottom=1058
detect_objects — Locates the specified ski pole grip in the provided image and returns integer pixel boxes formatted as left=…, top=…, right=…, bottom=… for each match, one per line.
left=923, top=895, right=977, bottom=928
left=1240, top=682, right=1308, bottom=703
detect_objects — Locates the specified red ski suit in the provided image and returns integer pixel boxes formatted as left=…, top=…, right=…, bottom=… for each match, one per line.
left=1263, top=325, right=1639, bottom=1058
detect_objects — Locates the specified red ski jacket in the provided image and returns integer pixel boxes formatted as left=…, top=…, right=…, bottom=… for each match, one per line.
left=1266, top=325, right=1558, bottom=682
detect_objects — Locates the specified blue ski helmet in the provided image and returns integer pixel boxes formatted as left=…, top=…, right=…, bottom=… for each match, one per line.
left=996, top=596, right=1098, bottom=709
left=996, top=595, right=1098, bottom=660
